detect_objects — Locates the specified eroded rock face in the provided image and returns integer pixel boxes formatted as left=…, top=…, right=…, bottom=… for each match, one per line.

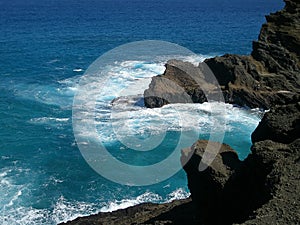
left=252, top=0, right=300, bottom=76
left=252, top=102, right=300, bottom=144
left=63, top=1, right=299, bottom=224
left=144, top=60, right=220, bottom=108
left=145, top=54, right=299, bottom=109
left=205, top=54, right=299, bottom=109
left=182, top=140, right=273, bottom=225
left=182, top=102, right=300, bottom=225
left=243, top=138, right=300, bottom=225
left=144, top=0, right=300, bottom=110
left=181, top=0, right=300, bottom=223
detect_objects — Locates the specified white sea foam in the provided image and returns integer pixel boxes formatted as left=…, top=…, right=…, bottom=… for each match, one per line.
left=100, top=188, right=190, bottom=213
left=0, top=196, right=100, bottom=225
left=100, top=192, right=162, bottom=212
left=7, top=190, right=22, bottom=207
left=29, top=117, right=70, bottom=124
left=3, top=53, right=263, bottom=224
left=86, top=101, right=261, bottom=146
left=14, top=54, right=209, bottom=109
left=0, top=188, right=190, bottom=225
left=47, top=59, right=60, bottom=64
left=71, top=54, right=262, bottom=148
left=73, top=68, right=84, bottom=72
left=51, top=196, right=98, bottom=224
left=0, top=206, right=48, bottom=225
left=0, top=168, right=27, bottom=224
left=166, top=188, right=191, bottom=202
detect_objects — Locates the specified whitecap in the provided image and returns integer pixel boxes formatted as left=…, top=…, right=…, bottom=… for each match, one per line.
left=29, top=117, right=70, bottom=124
left=166, top=188, right=190, bottom=202
left=100, top=192, right=162, bottom=212
left=52, top=196, right=98, bottom=224
left=73, top=68, right=84, bottom=72
left=7, top=190, right=22, bottom=207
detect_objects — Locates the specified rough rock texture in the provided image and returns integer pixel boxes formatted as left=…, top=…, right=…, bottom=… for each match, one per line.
left=182, top=141, right=244, bottom=224
left=183, top=116, right=300, bottom=224
left=144, top=60, right=220, bottom=108
left=180, top=1, right=300, bottom=223
left=144, top=0, right=300, bottom=109
left=205, top=54, right=299, bottom=109
left=252, top=102, right=300, bottom=144
left=64, top=0, right=299, bottom=224
left=182, top=140, right=274, bottom=225
left=252, top=0, right=300, bottom=77
left=59, top=198, right=202, bottom=225
left=241, top=138, right=300, bottom=225
left=145, top=53, right=299, bottom=109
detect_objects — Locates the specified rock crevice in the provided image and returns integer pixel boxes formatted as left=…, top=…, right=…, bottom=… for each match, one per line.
left=144, top=0, right=300, bottom=110
left=62, top=0, right=299, bottom=224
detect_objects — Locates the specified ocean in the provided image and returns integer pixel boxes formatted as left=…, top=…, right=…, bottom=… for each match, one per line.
left=0, top=0, right=284, bottom=224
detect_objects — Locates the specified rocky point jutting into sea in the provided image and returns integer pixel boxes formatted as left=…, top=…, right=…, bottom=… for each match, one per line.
left=62, top=0, right=300, bottom=224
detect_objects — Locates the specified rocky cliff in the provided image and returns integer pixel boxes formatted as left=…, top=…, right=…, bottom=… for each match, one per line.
left=182, top=104, right=300, bottom=225
left=62, top=0, right=299, bottom=224
left=181, top=0, right=300, bottom=224
left=144, top=0, right=300, bottom=109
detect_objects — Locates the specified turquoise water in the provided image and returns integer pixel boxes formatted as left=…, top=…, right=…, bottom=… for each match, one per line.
left=0, top=0, right=283, bottom=224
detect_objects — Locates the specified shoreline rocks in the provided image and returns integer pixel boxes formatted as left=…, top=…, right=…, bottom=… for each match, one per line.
left=179, top=1, right=300, bottom=223
left=63, top=0, right=299, bottom=224
left=144, top=0, right=300, bottom=110
left=144, top=53, right=299, bottom=110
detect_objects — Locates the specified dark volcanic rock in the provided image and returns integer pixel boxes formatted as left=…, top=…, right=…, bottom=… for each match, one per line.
left=59, top=198, right=202, bottom=225
left=144, top=60, right=222, bottom=108
left=252, top=0, right=300, bottom=76
left=242, top=138, right=300, bottom=225
left=64, top=1, right=300, bottom=224
left=205, top=54, right=299, bottom=109
left=252, top=102, right=300, bottom=144
left=176, top=1, right=300, bottom=224
left=182, top=103, right=300, bottom=225
left=182, top=140, right=273, bottom=225
left=144, top=0, right=300, bottom=109
left=182, top=141, right=242, bottom=224
left=182, top=138, right=300, bottom=225
left=145, top=53, right=299, bottom=109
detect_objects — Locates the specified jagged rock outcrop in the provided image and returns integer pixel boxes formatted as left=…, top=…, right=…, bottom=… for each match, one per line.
left=180, top=1, right=300, bottom=224
left=144, top=60, right=220, bottom=108
left=205, top=54, right=299, bottom=109
left=59, top=198, right=202, bottom=225
left=63, top=0, right=299, bottom=224
left=242, top=138, right=300, bottom=224
left=144, top=54, right=299, bottom=109
left=182, top=112, right=300, bottom=224
left=144, top=0, right=300, bottom=109
left=145, top=0, right=300, bottom=224
left=252, top=102, right=300, bottom=143
left=182, top=141, right=244, bottom=224
left=181, top=140, right=274, bottom=225
left=252, top=0, right=300, bottom=76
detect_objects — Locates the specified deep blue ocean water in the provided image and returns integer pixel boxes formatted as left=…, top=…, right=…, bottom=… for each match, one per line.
left=0, top=0, right=284, bottom=224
